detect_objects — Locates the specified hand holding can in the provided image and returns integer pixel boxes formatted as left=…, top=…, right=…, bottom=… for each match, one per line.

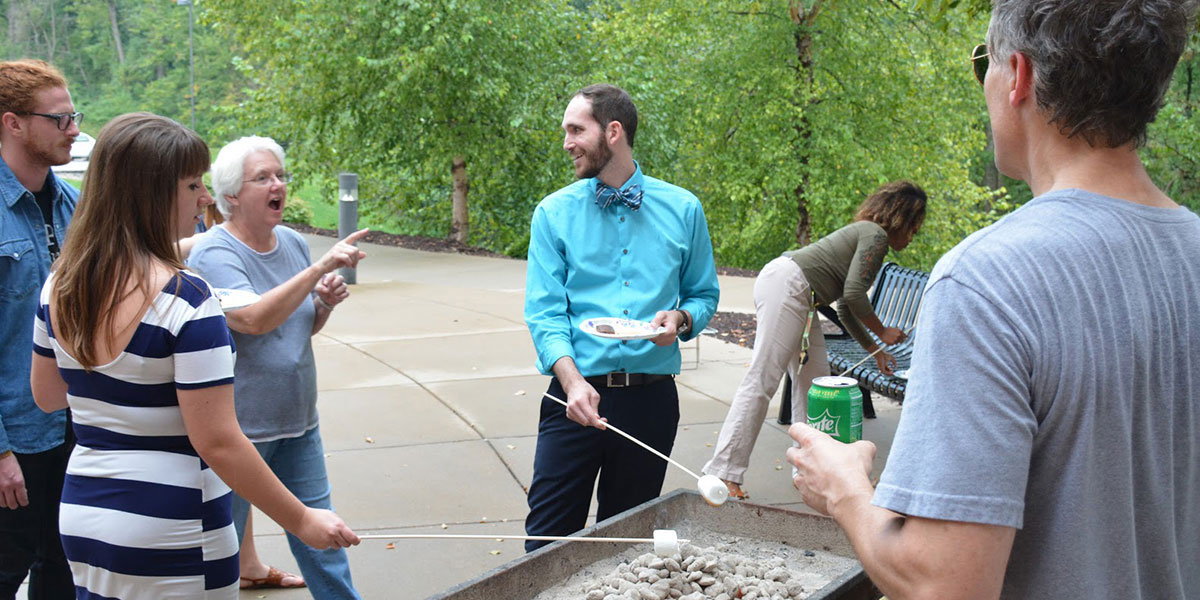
left=806, top=376, right=863, bottom=443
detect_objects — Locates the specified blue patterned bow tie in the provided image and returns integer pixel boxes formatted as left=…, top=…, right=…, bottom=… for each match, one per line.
left=595, top=182, right=643, bottom=212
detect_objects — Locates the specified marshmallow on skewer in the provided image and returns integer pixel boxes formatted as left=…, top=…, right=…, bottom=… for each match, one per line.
left=696, top=474, right=730, bottom=507
left=542, top=393, right=730, bottom=508
left=653, top=529, right=681, bottom=557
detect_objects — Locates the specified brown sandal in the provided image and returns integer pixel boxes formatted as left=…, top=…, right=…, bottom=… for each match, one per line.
left=239, top=566, right=307, bottom=589
left=724, top=480, right=749, bottom=500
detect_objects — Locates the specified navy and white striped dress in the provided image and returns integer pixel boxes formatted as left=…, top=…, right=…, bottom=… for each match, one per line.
left=33, top=271, right=240, bottom=599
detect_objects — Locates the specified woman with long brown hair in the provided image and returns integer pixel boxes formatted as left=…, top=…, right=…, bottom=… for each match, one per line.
left=703, top=180, right=927, bottom=500
left=29, top=113, right=358, bottom=599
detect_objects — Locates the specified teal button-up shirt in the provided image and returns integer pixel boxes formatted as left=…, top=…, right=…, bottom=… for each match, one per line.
left=525, top=163, right=720, bottom=377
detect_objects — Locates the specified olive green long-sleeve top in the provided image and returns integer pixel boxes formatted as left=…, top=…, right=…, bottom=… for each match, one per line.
left=783, top=220, right=889, bottom=349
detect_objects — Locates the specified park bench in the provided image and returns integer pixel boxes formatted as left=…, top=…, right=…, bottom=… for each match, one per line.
left=778, top=262, right=931, bottom=423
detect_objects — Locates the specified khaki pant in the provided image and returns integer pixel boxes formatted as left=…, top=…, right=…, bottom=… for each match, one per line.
left=703, top=256, right=828, bottom=484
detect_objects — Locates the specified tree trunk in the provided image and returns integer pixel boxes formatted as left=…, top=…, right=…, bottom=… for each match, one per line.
left=450, top=155, right=469, bottom=244
left=790, top=0, right=823, bottom=247
left=8, top=1, right=30, bottom=54
left=982, top=127, right=1001, bottom=196
left=6, top=4, right=15, bottom=50
left=1185, top=60, right=1193, bottom=116
left=47, top=0, right=56, bottom=62
left=107, top=0, right=125, bottom=65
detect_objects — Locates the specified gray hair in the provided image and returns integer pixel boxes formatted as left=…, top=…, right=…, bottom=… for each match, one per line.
left=987, top=0, right=1198, bottom=148
left=211, top=136, right=286, bottom=218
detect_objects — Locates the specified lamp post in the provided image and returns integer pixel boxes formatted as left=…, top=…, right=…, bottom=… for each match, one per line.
left=176, top=0, right=195, bottom=130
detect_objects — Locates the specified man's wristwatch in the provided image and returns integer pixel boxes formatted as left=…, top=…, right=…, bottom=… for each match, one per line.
left=676, top=310, right=691, bottom=335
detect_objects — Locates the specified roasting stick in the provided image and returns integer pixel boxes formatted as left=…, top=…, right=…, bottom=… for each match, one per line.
left=835, top=326, right=915, bottom=378
left=543, top=393, right=730, bottom=506
left=835, top=346, right=888, bottom=378
left=358, top=534, right=687, bottom=544
left=359, top=529, right=689, bottom=556
left=544, top=392, right=698, bottom=478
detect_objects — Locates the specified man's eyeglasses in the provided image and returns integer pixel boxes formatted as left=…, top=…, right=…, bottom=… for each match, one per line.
left=243, top=171, right=292, bottom=186
left=18, top=111, right=84, bottom=131
left=971, top=44, right=990, bottom=85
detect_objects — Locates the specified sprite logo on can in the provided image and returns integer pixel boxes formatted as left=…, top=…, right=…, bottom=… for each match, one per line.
left=807, top=376, right=862, bottom=443
left=808, top=408, right=842, bottom=435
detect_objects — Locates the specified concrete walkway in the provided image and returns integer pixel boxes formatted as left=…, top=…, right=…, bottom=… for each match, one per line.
left=224, top=234, right=904, bottom=599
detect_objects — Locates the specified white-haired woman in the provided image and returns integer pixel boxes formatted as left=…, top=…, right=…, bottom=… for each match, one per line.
left=187, top=136, right=368, bottom=598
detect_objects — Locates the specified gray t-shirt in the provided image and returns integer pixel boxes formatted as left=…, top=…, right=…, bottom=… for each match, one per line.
left=187, top=224, right=319, bottom=442
left=874, top=189, right=1200, bottom=599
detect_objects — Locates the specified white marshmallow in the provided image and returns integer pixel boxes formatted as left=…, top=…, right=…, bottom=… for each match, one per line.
left=653, top=529, right=680, bottom=557
left=696, top=474, right=730, bottom=507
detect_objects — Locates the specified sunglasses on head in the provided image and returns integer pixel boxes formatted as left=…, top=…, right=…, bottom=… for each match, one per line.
left=971, top=44, right=990, bottom=85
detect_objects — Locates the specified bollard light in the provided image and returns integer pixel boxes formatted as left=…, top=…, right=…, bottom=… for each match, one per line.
left=337, top=173, right=359, bottom=284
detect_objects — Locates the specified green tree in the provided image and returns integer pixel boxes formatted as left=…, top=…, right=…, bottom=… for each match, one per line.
left=2, top=0, right=73, bottom=62
left=916, top=0, right=1200, bottom=214
left=1144, top=36, right=1200, bottom=213
left=800, top=0, right=999, bottom=270
left=80, top=1, right=246, bottom=140
left=582, top=0, right=996, bottom=270
left=3, top=0, right=248, bottom=143
left=203, top=0, right=589, bottom=255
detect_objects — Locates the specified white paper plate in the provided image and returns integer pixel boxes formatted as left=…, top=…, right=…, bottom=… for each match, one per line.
left=893, top=368, right=910, bottom=380
left=580, top=317, right=667, bottom=340
left=212, top=288, right=261, bottom=312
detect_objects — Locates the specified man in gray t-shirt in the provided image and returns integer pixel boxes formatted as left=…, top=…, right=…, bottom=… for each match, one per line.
left=786, top=2, right=1200, bottom=598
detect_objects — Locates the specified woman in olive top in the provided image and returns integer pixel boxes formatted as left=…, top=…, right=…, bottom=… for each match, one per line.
left=703, top=181, right=927, bottom=499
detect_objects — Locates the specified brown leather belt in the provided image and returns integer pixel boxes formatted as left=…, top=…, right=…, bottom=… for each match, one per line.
left=584, top=373, right=674, bottom=388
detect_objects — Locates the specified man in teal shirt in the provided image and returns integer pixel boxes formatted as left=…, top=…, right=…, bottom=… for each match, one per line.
left=524, top=84, right=719, bottom=551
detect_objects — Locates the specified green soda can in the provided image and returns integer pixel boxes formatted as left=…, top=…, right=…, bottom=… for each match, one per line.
left=807, top=376, right=863, bottom=443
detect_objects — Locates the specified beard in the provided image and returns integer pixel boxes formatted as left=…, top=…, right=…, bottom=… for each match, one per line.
left=576, top=137, right=613, bottom=179
left=28, top=136, right=72, bottom=167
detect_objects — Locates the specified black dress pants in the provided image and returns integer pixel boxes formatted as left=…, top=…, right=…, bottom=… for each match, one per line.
left=524, top=377, right=679, bottom=552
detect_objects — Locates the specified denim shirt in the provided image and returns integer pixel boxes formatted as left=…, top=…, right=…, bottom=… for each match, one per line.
left=525, top=163, right=720, bottom=377
left=0, top=155, right=77, bottom=454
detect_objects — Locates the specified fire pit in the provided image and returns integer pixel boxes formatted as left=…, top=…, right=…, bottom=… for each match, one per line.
left=428, top=489, right=877, bottom=600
